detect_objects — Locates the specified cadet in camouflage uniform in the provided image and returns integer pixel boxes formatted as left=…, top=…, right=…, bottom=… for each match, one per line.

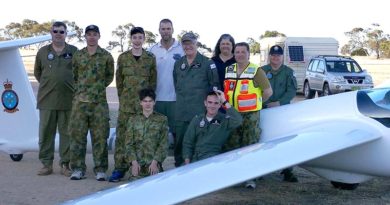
left=109, top=27, right=157, bottom=182
left=183, top=90, right=242, bottom=163
left=69, top=25, right=114, bottom=181
left=125, top=88, right=168, bottom=180
left=173, top=32, right=220, bottom=167
left=223, top=42, right=273, bottom=189
left=34, top=21, right=78, bottom=176
left=262, top=45, right=298, bottom=182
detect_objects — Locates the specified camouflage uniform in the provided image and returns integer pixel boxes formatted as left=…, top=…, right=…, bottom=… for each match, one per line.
left=173, top=52, right=220, bottom=166
left=223, top=66, right=271, bottom=151
left=125, top=111, right=168, bottom=180
left=34, top=43, right=78, bottom=168
left=69, top=46, right=114, bottom=173
left=182, top=107, right=242, bottom=162
left=114, top=49, right=156, bottom=173
left=262, top=64, right=297, bottom=106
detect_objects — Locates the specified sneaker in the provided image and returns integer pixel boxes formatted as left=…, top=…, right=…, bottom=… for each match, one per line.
left=245, top=180, right=256, bottom=189
left=108, top=170, right=124, bottom=182
left=281, top=169, right=298, bottom=183
left=37, top=165, right=53, bottom=176
left=60, top=164, right=72, bottom=177
left=96, top=172, right=107, bottom=181
left=70, top=170, right=85, bottom=180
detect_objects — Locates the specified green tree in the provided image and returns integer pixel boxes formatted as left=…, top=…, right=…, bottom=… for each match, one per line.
left=63, top=20, right=84, bottom=43
left=366, top=23, right=389, bottom=59
left=247, top=37, right=260, bottom=55
left=145, top=30, right=158, bottom=48
left=380, top=40, right=390, bottom=58
left=109, top=23, right=134, bottom=52
left=344, top=27, right=369, bottom=56
left=260, top=30, right=286, bottom=39
left=340, top=44, right=351, bottom=55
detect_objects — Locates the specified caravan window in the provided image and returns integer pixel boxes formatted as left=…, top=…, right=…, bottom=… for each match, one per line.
left=288, top=46, right=304, bottom=62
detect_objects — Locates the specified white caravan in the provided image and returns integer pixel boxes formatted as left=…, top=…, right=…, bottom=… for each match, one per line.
left=259, top=37, right=339, bottom=92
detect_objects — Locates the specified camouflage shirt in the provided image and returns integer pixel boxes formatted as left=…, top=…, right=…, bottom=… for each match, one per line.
left=125, top=111, right=168, bottom=166
left=72, top=46, right=114, bottom=103
left=116, top=49, right=156, bottom=113
left=173, top=52, right=220, bottom=122
left=34, top=43, right=78, bottom=110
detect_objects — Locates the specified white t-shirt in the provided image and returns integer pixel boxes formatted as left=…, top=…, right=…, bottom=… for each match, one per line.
left=148, top=40, right=184, bottom=101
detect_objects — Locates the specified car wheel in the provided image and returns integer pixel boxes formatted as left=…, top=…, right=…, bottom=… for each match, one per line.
left=322, top=83, right=332, bottom=96
left=303, top=81, right=316, bottom=99
left=331, top=181, right=359, bottom=190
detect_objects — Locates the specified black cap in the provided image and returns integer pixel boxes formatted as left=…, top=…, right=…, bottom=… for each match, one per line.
left=269, top=45, right=283, bottom=55
left=130, top=27, right=145, bottom=36
left=85, top=25, right=100, bottom=34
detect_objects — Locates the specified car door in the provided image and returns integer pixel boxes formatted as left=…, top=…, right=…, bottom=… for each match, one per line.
left=306, top=59, right=319, bottom=90
left=313, top=60, right=326, bottom=90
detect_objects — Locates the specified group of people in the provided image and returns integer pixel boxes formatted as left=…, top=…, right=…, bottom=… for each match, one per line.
left=34, top=19, right=298, bottom=188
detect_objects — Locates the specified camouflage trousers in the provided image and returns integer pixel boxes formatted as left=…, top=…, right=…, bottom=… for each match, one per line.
left=38, top=109, right=71, bottom=167
left=223, top=111, right=261, bottom=151
left=69, top=101, right=110, bottom=173
left=113, top=111, right=133, bottom=172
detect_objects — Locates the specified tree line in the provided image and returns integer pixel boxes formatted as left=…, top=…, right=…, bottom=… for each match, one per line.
left=1, top=19, right=389, bottom=58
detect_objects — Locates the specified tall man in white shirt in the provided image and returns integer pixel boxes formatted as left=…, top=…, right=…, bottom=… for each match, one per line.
left=148, top=19, right=184, bottom=146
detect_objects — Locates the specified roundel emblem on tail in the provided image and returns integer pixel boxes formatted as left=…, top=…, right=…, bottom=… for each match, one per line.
left=2, top=79, right=19, bottom=113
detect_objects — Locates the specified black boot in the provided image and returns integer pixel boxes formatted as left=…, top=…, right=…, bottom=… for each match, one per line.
left=281, top=168, right=298, bottom=182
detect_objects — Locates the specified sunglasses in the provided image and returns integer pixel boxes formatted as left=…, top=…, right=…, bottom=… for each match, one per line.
left=52, top=30, right=65, bottom=34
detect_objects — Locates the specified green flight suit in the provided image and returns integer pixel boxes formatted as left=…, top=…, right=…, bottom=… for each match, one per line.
left=173, top=52, right=220, bottom=166
left=114, top=49, right=157, bottom=173
left=125, top=111, right=168, bottom=180
left=34, top=43, right=78, bottom=167
left=262, top=64, right=297, bottom=106
left=69, top=46, right=114, bottom=173
left=182, top=107, right=242, bottom=162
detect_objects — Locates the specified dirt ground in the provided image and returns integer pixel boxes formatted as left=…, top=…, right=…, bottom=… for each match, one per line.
left=2, top=151, right=390, bottom=205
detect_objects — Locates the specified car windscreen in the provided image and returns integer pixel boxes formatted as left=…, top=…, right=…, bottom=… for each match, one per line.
left=326, top=61, right=363, bottom=73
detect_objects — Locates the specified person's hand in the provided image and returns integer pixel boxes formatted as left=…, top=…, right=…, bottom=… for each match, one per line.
left=131, top=160, right=141, bottom=176
left=148, top=160, right=159, bottom=175
left=214, top=89, right=226, bottom=104
left=267, top=101, right=280, bottom=108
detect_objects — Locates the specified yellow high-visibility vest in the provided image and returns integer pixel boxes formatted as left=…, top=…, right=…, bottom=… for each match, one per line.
left=224, top=63, right=262, bottom=112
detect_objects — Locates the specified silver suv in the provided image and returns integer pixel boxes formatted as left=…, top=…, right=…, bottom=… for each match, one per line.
left=303, top=55, right=374, bottom=99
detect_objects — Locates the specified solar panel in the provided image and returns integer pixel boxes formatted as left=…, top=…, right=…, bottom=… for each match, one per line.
left=288, top=46, right=304, bottom=61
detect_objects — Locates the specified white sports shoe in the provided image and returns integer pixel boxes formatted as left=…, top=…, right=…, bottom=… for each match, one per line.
left=70, top=170, right=85, bottom=180
left=96, top=172, right=107, bottom=181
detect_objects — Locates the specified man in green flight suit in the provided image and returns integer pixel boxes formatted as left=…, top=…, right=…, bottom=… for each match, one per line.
left=261, top=45, right=298, bottom=182
left=34, top=21, right=78, bottom=176
left=183, top=90, right=242, bottom=163
left=125, top=88, right=168, bottom=180
left=173, top=32, right=220, bottom=167
left=69, top=25, right=115, bottom=181
left=109, top=26, right=157, bottom=182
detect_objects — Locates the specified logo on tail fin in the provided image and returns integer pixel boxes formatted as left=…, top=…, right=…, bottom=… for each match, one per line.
left=2, top=79, right=19, bottom=113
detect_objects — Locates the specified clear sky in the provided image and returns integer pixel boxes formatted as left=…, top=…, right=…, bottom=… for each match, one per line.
left=2, top=0, right=389, bottom=49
